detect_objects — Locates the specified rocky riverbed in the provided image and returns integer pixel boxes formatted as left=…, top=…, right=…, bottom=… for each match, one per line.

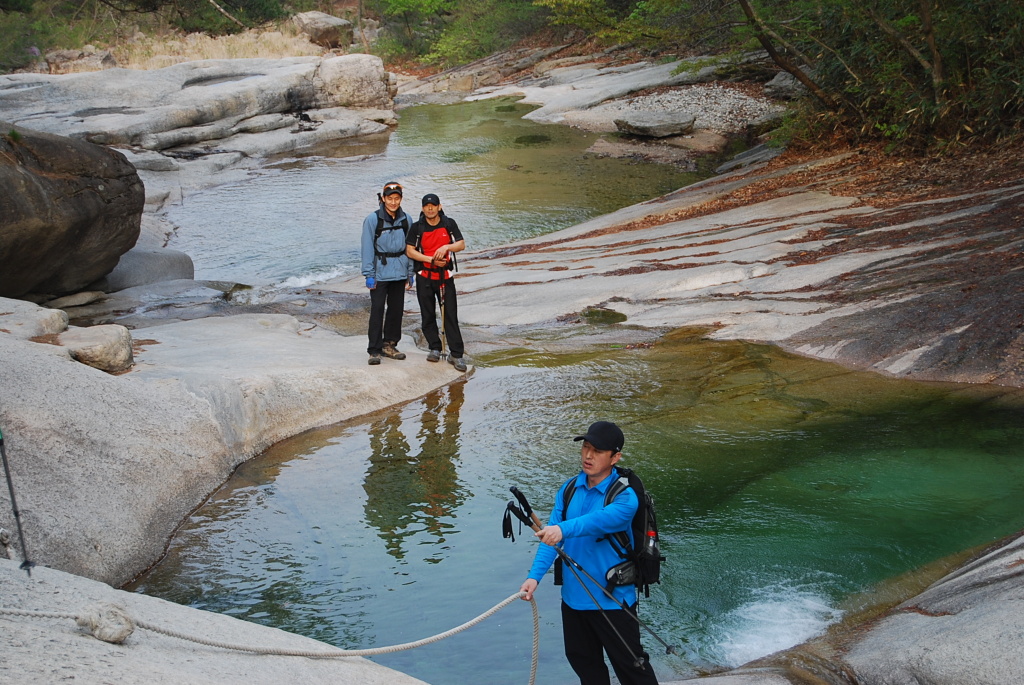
left=2, top=42, right=1024, bottom=685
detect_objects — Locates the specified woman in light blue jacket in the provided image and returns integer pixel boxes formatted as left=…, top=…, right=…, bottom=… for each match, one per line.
left=361, top=182, right=415, bottom=365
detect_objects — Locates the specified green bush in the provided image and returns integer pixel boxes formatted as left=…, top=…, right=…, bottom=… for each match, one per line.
left=366, top=0, right=544, bottom=67
left=0, top=12, right=42, bottom=72
left=424, top=0, right=545, bottom=67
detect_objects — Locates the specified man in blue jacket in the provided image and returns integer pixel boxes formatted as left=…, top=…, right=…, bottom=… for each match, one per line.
left=361, top=182, right=415, bottom=365
left=520, top=421, right=658, bottom=685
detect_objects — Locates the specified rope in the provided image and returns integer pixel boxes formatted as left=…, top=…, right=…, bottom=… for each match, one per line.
left=1, top=592, right=541, bottom=684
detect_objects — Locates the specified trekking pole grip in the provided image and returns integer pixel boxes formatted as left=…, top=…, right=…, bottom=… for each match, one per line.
left=510, top=486, right=543, bottom=529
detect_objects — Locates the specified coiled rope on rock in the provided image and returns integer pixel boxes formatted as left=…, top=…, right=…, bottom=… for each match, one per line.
left=0, top=592, right=541, bottom=684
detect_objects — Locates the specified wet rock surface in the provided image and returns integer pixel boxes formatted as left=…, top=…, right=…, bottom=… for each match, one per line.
left=411, top=151, right=1022, bottom=388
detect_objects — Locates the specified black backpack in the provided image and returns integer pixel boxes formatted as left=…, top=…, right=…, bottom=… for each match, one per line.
left=554, top=466, right=664, bottom=597
left=373, top=206, right=410, bottom=266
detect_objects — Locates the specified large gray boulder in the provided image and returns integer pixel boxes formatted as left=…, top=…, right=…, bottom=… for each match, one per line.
left=292, top=11, right=354, bottom=49
left=614, top=111, right=696, bottom=137
left=0, top=124, right=144, bottom=298
left=0, top=54, right=393, bottom=151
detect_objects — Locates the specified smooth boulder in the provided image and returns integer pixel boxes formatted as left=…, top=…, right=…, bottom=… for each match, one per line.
left=58, top=324, right=134, bottom=373
left=614, top=111, right=696, bottom=137
left=0, top=124, right=144, bottom=297
left=93, top=246, right=195, bottom=292
left=292, top=11, right=354, bottom=49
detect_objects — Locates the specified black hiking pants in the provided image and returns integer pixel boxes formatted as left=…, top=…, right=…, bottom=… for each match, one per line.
left=415, top=275, right=464, bottom=358
left=367, top=279, right=406, bottom=355
left=561, top=602, right=658, bottom=685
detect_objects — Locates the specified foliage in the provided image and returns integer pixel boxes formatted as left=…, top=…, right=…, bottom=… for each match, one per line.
left=368, top=0, right=544, bottom=66
left=367, top=0, right=453, bottom=57
left=0, top=0, right=34, bottom=11
left=528, top=0, right=1024, bottom=149
left=423, top=0, right=546, bottom=67
left=0, top=10, right=39, bottom=72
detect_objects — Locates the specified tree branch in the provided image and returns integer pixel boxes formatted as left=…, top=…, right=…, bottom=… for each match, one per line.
left=204, top=0, right=245, bottom=29
left=736, top=0, right=838, bottom=110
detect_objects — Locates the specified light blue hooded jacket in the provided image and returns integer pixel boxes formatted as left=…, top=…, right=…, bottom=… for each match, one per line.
left=361, top=205, right=414, bottom=282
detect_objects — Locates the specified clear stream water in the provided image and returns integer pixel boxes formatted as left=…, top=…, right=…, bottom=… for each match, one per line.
left=135, top=100, right=1024, bottom=684
left=164, top=98, right=709, bottom=287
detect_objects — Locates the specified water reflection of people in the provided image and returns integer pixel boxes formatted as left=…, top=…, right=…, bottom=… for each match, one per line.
left=363, top=381, right=466, bottom=561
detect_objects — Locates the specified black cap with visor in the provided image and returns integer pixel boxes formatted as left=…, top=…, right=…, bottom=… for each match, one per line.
left=573, top=421, right=625, bottom=453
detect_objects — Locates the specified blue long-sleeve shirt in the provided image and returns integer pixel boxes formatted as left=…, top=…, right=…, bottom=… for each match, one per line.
left=360, top=207, right=414, bottom=281
left=527, top=468, right=639, bottom=610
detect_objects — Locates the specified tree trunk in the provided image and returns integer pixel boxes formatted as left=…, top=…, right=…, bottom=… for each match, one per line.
left=736, top=0, right=838, bottom=110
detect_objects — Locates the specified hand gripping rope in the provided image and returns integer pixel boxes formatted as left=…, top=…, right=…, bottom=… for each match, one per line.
left=504, top=485, right=680, bottom=661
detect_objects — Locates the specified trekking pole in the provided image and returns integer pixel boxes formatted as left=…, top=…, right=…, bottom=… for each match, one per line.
left=0, top=427, right=35, bottom=576
left=505, top=491, right=680, bottom=656
left=438, top=281, right=448, bottom=361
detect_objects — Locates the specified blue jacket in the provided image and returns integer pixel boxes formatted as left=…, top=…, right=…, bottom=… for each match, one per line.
left=527, top=468, right=639, bottom=610
left=361, top=206, right=414, bottom=281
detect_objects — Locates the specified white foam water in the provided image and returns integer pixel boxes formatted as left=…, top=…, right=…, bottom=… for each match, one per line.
left=705, top=582, right=843, bottom=668
left=277, top=265, right=355, bottom=289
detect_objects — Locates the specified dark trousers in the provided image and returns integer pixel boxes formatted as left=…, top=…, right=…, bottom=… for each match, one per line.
left=561, top=602, right=658, bottom=685
left=367, top=279, right=406, bottom=355
left=415, top=275, right=464, bottom=358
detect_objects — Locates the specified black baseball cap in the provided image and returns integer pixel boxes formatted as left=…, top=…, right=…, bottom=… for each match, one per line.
left=382, top=182, right=403, bottom=197
left=422, top=193, right=440, bottom=206
left=574, top=421, right=624, bottom=453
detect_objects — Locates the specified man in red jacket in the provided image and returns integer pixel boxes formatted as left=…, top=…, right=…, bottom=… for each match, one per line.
left=406, top=193, right=467, bottom=372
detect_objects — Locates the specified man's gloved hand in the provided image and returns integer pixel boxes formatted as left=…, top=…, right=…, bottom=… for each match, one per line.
left=365, top=277, right=376, bottom=289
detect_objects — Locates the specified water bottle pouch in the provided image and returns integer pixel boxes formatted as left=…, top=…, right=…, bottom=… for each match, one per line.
left=605, top=559, right=638, bottom=588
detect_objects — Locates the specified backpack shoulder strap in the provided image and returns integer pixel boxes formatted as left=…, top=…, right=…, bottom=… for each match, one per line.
left=603, top=467, right=634, bottom=556
left=560, top=476, right=578, bottom=515
left=553, top=475, right=577, bottom=587
left=375, top=209, right=409, bottom=241
left=373, top=209, right=409, bottom=265
left=604, top=470, right=630, bottom=506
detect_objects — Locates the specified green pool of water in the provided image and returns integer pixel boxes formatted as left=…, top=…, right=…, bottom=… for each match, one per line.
left=128, top=331, right=1024, bottom=683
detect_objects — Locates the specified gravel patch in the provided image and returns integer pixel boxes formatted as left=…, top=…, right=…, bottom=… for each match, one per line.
left=563, top=83, right=786, bottom=134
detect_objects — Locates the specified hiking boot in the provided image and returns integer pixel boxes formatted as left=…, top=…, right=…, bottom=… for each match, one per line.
left=382, top=343, right=406, bottom=360
left=426, top=349, right=441, bottom=363
left=449, top=356, right=467, bottom=372
left=368, top=354, right=381, bottom=365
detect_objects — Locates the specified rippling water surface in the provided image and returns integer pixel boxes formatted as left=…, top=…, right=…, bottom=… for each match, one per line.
left=164, top=98, right=706, bottom=287
left=130, top=334, right=1024, bottom=683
